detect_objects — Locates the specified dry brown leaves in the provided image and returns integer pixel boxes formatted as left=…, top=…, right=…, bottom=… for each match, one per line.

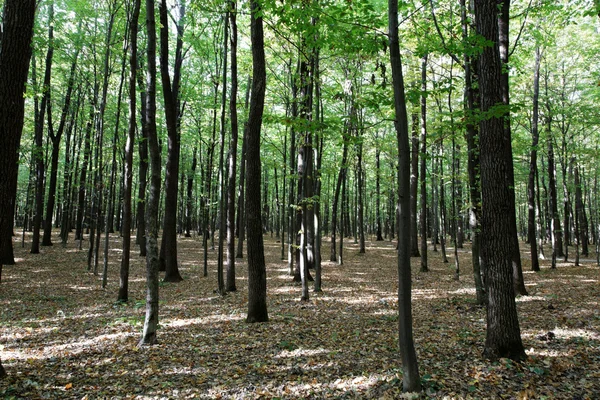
left=1, top=232, right=599, bottom=399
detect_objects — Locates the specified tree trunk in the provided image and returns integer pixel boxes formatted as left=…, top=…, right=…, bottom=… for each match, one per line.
left=528, top=46, right=542, bottom=272
left=140, top=0, right=161, bottom=346
left=0, top=0, right=37, bottom=375
left=245, top=0, right=268, bottom=323
left=32, top=3, right=55, bottom=254
left=119, top=0, right=141, bottom=302
left=410, top=112, right=420, bottom=257
left=43, top=43, right=79, bottom=247
left=475, top=0, right=525, bottom=361
left=158, top=0, right=185, bottom=283
left=389, top=0, right=421, bottom=391
left=461, top=0, right=485, bottom=304
left=419, top=54, right=428, bottom=272
left=497, top=0, right=527, bottom=296
left=226, top=0, right=239, bottom=292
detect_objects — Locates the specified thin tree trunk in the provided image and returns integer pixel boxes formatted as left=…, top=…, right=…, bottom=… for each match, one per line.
left=226, top=0, right=239, bottom=292
left=419, top=54, right=428, bottom=272
left=140, top=0, right=161, bottom=346
left=119, top=0, right=141, bottom=302
left=245, top=0, right=268, bottom=323
left=528, top=46, right=542, bottom=272
left=389, top=0, right=421, bottom=391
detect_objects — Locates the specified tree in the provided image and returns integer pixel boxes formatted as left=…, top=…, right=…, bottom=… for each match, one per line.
left=474, top=0, right=525, bottom=361
left=119, top=0, right=142, bottom=303
left=140, top=0, right=162, bottom=346
left=0, top=0, right=37, bottom=377
left=245, top=0, right=268, bottom=323
left=158, top=0, right=185, bottom=283
left=388, top=0, right=421, bottom=392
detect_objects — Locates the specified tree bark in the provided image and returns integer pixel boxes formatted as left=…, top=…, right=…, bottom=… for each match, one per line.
left=419, top=54, right=428, bottom=272
left=0, top=0, right=37, bottom=375
left=32, top=3, right=55, bottom=254
left=158, top=0, right=185, bottom=283
left=140, top=0, right=161, bottom=346
left=245, top=0, right=268, bottom=323
left=410, top=112, right=420, bottom=257
left=389, top=0, right=421, bottom=391
left=119, top=0, right=141, bottom=302
left=226, top=0, right=239, bottom=292
left=528, top=46, right=542, bottom=272
left=475, top=0, right=525, bottom=361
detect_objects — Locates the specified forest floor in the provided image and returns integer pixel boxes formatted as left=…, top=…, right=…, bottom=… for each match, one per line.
left=1, top=232, right=599, bottom=399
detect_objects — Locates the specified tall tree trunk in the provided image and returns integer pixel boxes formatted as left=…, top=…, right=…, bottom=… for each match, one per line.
left=389, top=0, right=421, bottom=391
left=215, top=11, right=229, bottom=294
left=136, top=80, right=149, bottom=257
left=32, top=2, right=55, bottom=254
left=376, top=147, right=384, bottom=241
left=498, top=0, right=527, bottom=296
left=119, top=0, right=141, bottom=302
left=43, top=43, right=80, bottom=246
left=461, top=0, right=485, bottom=304
left=528, top=46, right=542, bottom=272
left=104, top=28, right=129, bottom=289
left=140, top=0, right=161, bottom=346
left=410, top=112, right=420, bottom=257
left=0, top=0, right=36, bottom=377
left=245, top=0, right=268, bottom=323
left=475, top=0, right=525, bottom=361
left=226, top=0, right=239, bottom=292
left=158, top=0, right=185, bottom=283
left=419, top=54, right=428, bottom=272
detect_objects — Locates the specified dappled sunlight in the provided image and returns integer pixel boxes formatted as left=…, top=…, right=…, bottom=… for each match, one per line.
left=515, top=295, right=547, bottom=303
left=162, top=313, right=245, bottom=328
left=274, top=347, right=330, bottom=359
left=448, top=288, right=476, bottom=295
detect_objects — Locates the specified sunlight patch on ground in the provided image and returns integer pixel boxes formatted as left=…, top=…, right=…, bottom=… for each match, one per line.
left=448, top=288, right=476, bottom=295
left=515, top=295, right=547, bottom=303
left=525, top=348, right=571, bottom=358
left=412, top=288, right=445, bottom=300
left=69, top=285, right=94, bottom=291
left=274, top=347, right=330, bottom=358
left=163, top=313, right=244, bottom=328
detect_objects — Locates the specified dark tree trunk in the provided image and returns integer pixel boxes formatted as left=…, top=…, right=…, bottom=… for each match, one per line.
left=119, top=0, right=141, bottom=302
left=461, top=0, right=485, bottom=304
left=43, top=45, right=79, bottom=247
left=158, top=0, right=185, bottom=283
left=75, top=101, right=94, bottom=244
left=245, top=0, right=268, bottom=323
left=0, top=0, right=36, bottom=375
left=410, top=112, right=420, bottom=257
left=475, top=0, right=525, bottom=361
left=528, top=46, right=542, bottom=272
left=497, top=0, right=527, bottom=296
left=575, top=166, right=587, bottom=257
left=389, top=0, right=421, bottom=392
left=546, top=89, right=562, bottom=268
left=330, top=127, right=348, bottom=263
left=376, top=148, right=384, bottom=241
left=140, top=0, right=161, bottom=346
left=136, top=83, right=149, bottom=257
left=32, top=3, right=55, bottom=254
left=185, top=148, right=197, bottom=237
left=419, top=54, right=428, bottom=272
left=226, top=2, right=239, bottom=293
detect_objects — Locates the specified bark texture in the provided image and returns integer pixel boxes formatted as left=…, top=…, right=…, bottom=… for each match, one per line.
left=475, top=0, right=525, bottom=361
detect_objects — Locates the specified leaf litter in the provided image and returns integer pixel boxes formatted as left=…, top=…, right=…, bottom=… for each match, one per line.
left=1, top=233, right=599, bottom=399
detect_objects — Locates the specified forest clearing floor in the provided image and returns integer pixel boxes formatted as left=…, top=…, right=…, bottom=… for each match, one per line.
left=1, top=232, right=600, bottom=399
